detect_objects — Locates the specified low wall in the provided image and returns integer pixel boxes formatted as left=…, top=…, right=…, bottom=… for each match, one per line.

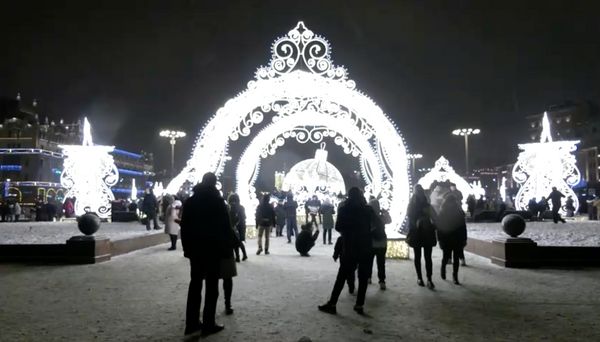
left=465, top=237, right=600, bottom=268
left=0, top=233, right=169, bottom=264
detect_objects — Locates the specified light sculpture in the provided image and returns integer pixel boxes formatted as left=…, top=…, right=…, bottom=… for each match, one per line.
left=281, top=143, right=346, bottom=205
left=470, top=180, right=485, bottom=199
left=153, top=181, right=165, bottom=198
left=59, top=118, right=118, bottom=218
left=130, top=178, right=138, bottom=201
left=512, top=112, right=580, bottom=214
left=417, top=156, right=476, bottom=211
left=499, top=176, right=507, bottom=202
left=166, top=21, right=411, bottom=236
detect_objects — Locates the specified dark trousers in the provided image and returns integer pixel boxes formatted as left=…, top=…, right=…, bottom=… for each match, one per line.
left=370, top=247, right=387, bottom=282
left=328, top=255, right=370, bottom=307
left=442, top=247, right=462, bottom=276
left=145, top=213, right=159, bottom=230
left=223, top=278, right=232, bottom=308
left=276, top=223, right=284, bottom=236
left=286, top=217, right=298, bottom=242
left=169, top=234, right=177, bottom=249
left=413, top=246, right=433, bottom=280
left=186, top=259, right=219, bottom=328
left=552, top=208, right=565, bottom=223
left=234, top=242, right=247, bottom=260
left=322, top=228, right=332, bottom=244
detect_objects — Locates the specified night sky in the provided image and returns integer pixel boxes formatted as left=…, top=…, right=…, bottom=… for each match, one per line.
left=1, top=0, right=599, bottom=179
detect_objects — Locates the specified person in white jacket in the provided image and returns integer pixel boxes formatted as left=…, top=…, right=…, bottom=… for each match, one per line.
left=164, top=195, right=182, bottom=251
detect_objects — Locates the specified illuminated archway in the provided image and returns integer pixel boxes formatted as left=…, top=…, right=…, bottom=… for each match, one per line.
left=167, top=22, right=411, bottom=235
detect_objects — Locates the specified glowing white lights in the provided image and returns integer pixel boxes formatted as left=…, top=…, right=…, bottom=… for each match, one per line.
left=59, top=118, right=119, bottom=218
left=281, top=143, right=346, bottom=204
left=131, top=179, right=138, bottom=201
left=452, top=128, right=481, bottom=136
left=417, top=156, right=476, bottom=210
left=512, top=112, right=580, bottom=214
left=166, top=21, right=411, bottom=236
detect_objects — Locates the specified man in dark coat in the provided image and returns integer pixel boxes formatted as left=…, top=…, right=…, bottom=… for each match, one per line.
left=318, top=187, right=383, bottom=315
left=548, top=187, right=566, bottom=223
left=283, top=193, right=298, bottom=243
left=142, top=188, right=160, bottom=230
left=295, top=223, right=320, bottom=256
left=181, top=172, right=232, bottom=337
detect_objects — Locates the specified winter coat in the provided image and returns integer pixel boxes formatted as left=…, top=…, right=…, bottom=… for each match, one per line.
left=275, top=205, right=286, bottom=226
left=283, top=199, right=298, bottom=218
left=295, top=227, right=320, bottom=254
left=255, top=203, right=276, bottom=227
left=142, top=193, right=158, bottom=214
left=320, top=203, right=335, bottom=230
left=229, top=203, right=247, bottom=242
left=335, top=200, right=378, bottom=260
left=406, top=199, right=437, bottom=248
left=14, top=202, right=21, bottom=216
left=437, top=205, right=467, bottom=250
left=164, top=200, right=182, bottom=235
left=180, top=184, right=234, bottom=260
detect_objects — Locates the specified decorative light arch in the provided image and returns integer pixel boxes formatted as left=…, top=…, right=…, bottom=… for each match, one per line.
left=417, top=156, right=475, bottom=210
left=167, top=22, right=411, bottom=235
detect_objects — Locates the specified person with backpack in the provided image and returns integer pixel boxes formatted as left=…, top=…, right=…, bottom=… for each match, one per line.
left=228, top=193, right=248, bottom=262
left=368, top=196, right=388, bottom=290
left=319, top=198, right=335, bottom=244
left=255, top=194, right=275, bottom=255
left=407, top=184, right=437, bottom=289
left=437, top=195, right=467, bottom=285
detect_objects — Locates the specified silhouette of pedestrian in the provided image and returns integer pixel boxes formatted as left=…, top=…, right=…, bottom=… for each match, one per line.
left=407, top=184, right=437, bottom=289
left=437, top=195, right=467, bottom=285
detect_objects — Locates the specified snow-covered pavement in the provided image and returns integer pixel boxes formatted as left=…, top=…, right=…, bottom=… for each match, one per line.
left=1, top=232, right=600, bottom=341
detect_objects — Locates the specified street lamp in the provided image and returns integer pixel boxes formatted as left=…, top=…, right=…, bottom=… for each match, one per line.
left=452, top=128, right=480, bottom=176
left=406, top=153, right=423, bottom=179
left=159, top=130, right=186, bottom=178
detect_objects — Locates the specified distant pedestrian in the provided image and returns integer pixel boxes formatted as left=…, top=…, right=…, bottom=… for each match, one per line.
left=319, top=198, right=335, bottom=245
left=548, top=187, right=566, bottom=223
left=305, top=195, right=321, bottom=227
left=283, top=193, right=298, bottom=243
left=368, top=196, right=387, bottom=290
left=296, top=223, right=320, bottom=256
left=318, top=187, right=383, bottom=315
left=163, top=195, right=182, bottom=251
left=437, top=196, right=467, bottom=285
left=180, top=172, right=233, bottom=337
left=13, top=202, right=21, bottom=222
left=466, top=194, right=476, bottom=219
left=255, top=194, right=275, bottom=255
left=142, top=188, right=160, bottom=230
left=275, top=200, right=286, bottom=237
left=407, top=184, right=437, bottom=289
left=227, top=193, right=248, bottom=262
left=565, top=196, right=575, bottom=217
left=537, top=197, right=549, bottom=220
left=527, top=198, right=538, bottom=220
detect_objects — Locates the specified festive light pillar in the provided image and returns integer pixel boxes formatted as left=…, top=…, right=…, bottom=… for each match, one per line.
left=59, top=118, right=119, bottom=218
left=512, top=112, right=581, bottom=214
left=130, top=179, right=138, bottom=201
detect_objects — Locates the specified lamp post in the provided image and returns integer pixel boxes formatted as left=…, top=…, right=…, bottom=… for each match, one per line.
left=452, top=128, right=480, bottom=176
left=407, top=153, right=423, bottom=179
left=159, top=130, right=186, bottom=178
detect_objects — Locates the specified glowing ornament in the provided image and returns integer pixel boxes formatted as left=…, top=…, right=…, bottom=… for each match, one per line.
left=512, top=112, right=580, bottom=214
left=153, top=182, right=165, bottom=198
left=470, top=180, right=486, bottom=199
left=130, top=179, right=138, bottom=201
left=166, top=21, right=411, bottom=236
left=59, top=118, right=118, bottom=218
left=417, top=156, right=476, bottom=211
left=499, top=176, right=507, bottom=202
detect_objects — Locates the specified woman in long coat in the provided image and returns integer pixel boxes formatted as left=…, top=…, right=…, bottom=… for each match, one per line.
left=319, top=198, right=335, bottom=244
left=228, top=193, right=248, bottom=262
left=164, top=195, right=182, bottom=251
left=407, top=185, right=437, bottom=289
left=437, top=195, right=467, bottom=285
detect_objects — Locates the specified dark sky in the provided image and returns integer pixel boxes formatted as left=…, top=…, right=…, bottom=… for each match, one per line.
left=1, top=0, right=599, bottom=178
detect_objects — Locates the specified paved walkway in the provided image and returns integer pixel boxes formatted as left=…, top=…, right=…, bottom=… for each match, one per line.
left=1, top=233, right=599, bottom=341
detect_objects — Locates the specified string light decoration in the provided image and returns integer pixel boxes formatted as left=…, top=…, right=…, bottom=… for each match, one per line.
left=499, top=176, right=507, bottom=202
left=166, top=21, right=411, bottom=236
left=470, top=180, right=486, bottom=199
left=59, top=118, right=119, bottom=218
left=417, top=156, right=475, bottom=210
left=512, top=112, right=580, bottom=214
left=130, top=179, right=138, bottom=201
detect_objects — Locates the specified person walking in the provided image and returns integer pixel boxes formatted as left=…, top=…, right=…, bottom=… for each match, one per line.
left=255, top=194, right=275, bottom=255
left=275, top=200, right=286, bottom=237
left=227, top=193, right=248, bottom=262
left=318, top=187, right=383, bottom=315
left=13, top=201, right=21, bottom=222
left=295, top=223, right=320, bottom=256
left=220, top=214, right=239, bottom=316
left=332, top=236, right=355, bottom=294
left=283, top=193, right=298, bottom=243
left=164, top=195, right=182, bottom=251
left=548, top=187, right=566, bottom=223
left=180, top=173, right=233, bottom=337
left=142, top=188, right=160, bottom=230
left=368, top=196, right=387, bottom=290
left=437, top=195, right=468, bottom=285
left=407, top=184, right=437, bottom=289
left=319, top=198, right=335, bottom=245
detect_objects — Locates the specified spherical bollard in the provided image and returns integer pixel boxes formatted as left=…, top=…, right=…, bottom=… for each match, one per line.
left=77, top=213, right=101, bottom=236
left=501, top=214, right=526, bottom=238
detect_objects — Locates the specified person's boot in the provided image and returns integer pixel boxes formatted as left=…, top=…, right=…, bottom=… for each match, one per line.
left=427, top=278, right=435, bottom=290
left=417, top=278, right=425, bottom=287
left=453, top=273, right=461, bottom=285
left=201, top=324, right=224, bottom=337
left=379, top=281, right=386, bottom=290
left=265, top=250, right=270, bottom=255
left=461, top=258, right=467, bottom=266
left=318, top=302, right=337, bottom=315
left=256, top=248, right=262, bottom=255
left=242, top=253, right=248, bottom=261
left=353, top=305, right=364, bottom=315
left=225, top=303, right=234, bottom=315
left=441, top=265, right=446, bottom=280
left=184, top=321, right=203, bottom=336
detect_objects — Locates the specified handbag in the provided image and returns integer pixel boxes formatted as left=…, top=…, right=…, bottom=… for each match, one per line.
left=380, top=209, right=392, bottom=224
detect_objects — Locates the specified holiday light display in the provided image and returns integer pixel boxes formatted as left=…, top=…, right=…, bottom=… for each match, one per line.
left=499, top=177, right=507, bottom=202
left=166, top=21, right=411, bottom=235
left=512, top=112, right=580, bottom=214
left=130, top=179, right=138, bottom=201
left=59, top=118, right=119, bottom=218
left=470, top=180, right=486, bottom=199
left=281, top=143, right=346, bottom=205
left=417, top=156, right=475, bottom=210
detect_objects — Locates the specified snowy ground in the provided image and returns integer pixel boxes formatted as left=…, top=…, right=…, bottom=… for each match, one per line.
left=1, top=233, right=600, bottom=341
left=0, top=221, right=161, bottom=244
left=468, top=221, right=600, bottom=246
